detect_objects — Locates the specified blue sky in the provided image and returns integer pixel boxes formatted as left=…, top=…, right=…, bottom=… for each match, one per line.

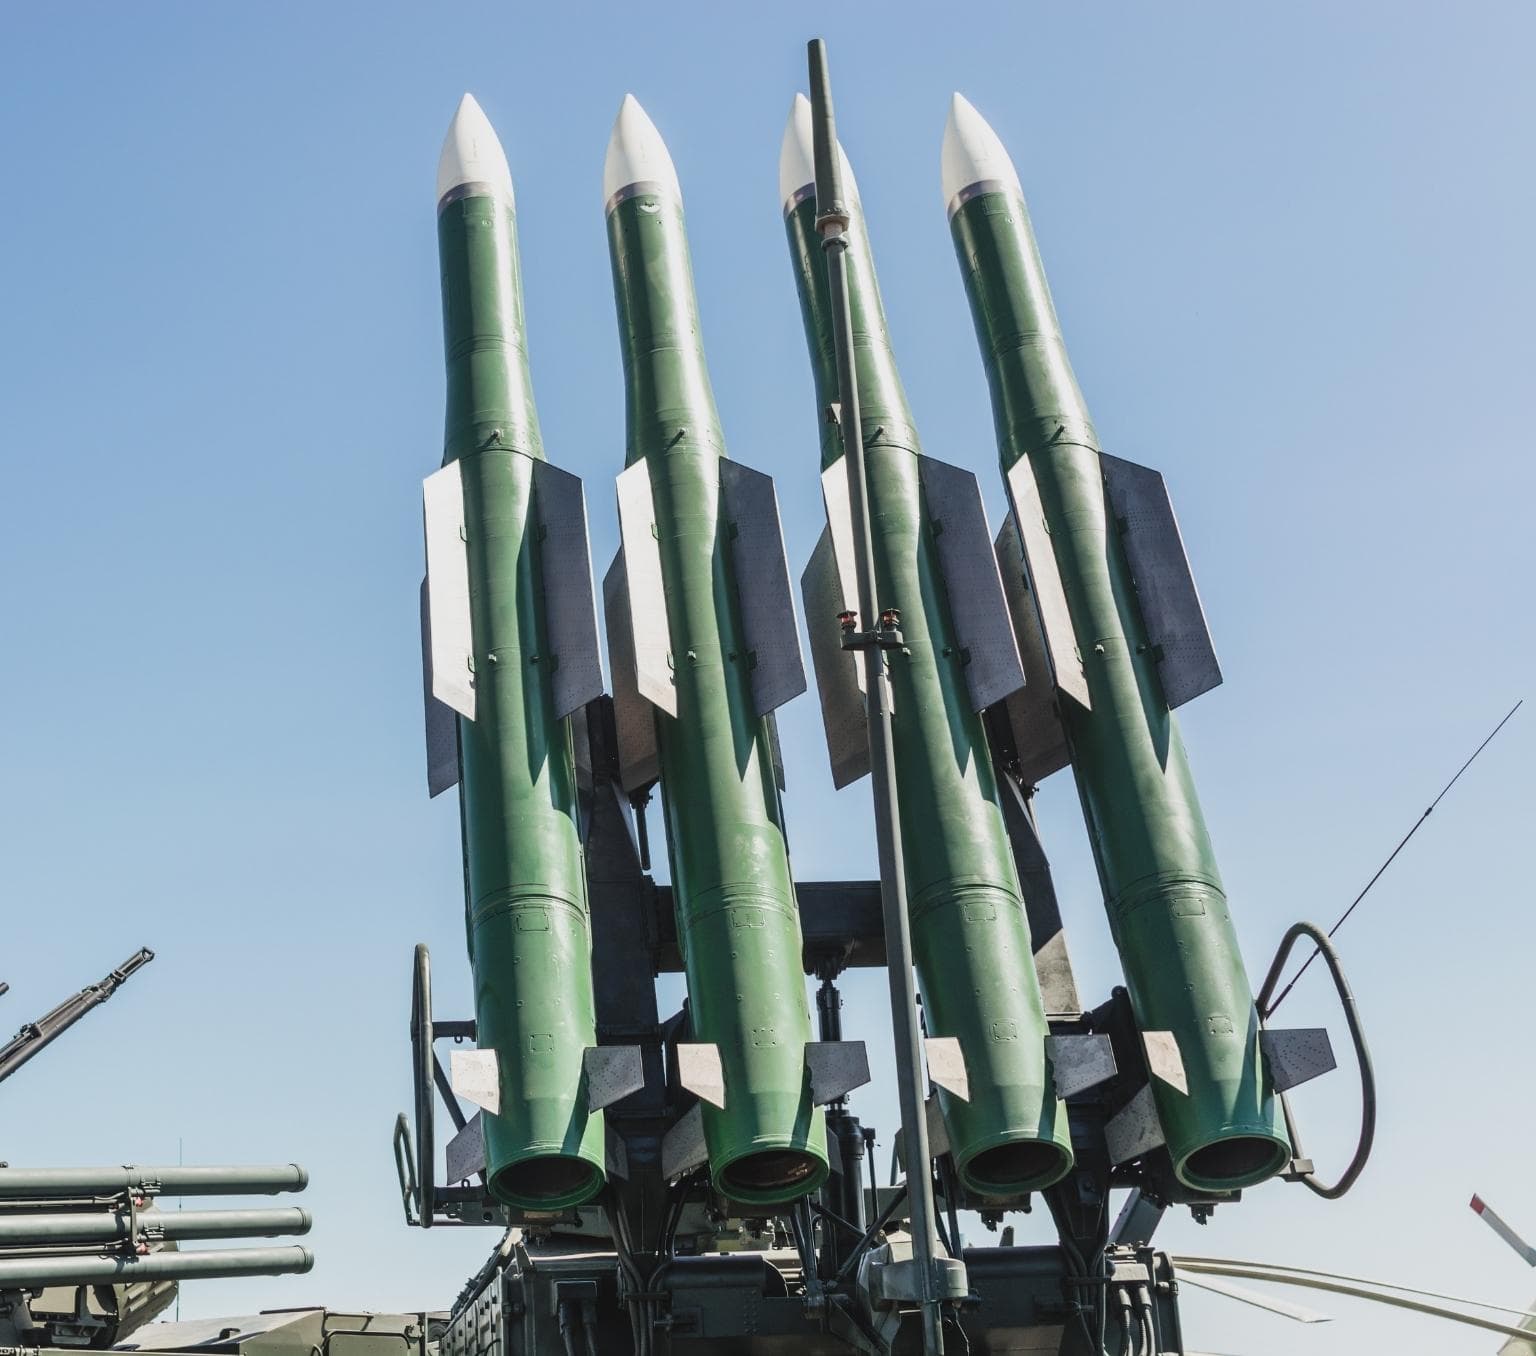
left=2, top=4, right=1532, bottom=1353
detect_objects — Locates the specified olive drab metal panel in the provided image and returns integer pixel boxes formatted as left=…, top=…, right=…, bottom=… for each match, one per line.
left=1100, top=454, right=1222, bottom=708
left=917, top=454, right=1026, bottom=713
left=718, top=460, right=808, bottom=716
left=530, top=461, right=605, bottom=719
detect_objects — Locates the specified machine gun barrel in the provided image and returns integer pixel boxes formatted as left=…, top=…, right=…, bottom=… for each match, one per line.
left=0, top=1165, right=307, bottom=1199
left=0, top=1246, right=313, bottom=1288
left=0, top=949, right=154, bottom=1084
left=0, top=1208, right=312, bottom=1245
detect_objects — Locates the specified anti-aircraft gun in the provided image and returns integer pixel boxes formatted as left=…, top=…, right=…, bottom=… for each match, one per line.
left=0, top=956, right=315, bottom=1351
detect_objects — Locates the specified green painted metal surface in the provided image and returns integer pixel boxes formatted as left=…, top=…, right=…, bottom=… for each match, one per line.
left=437, top=188, right=604, bottom=1209
left=606, top=185, right=827, bottom=1206
left=784, top=191, right=1071, bottom=1196
left=948, top=185, right=1289, bottom=1191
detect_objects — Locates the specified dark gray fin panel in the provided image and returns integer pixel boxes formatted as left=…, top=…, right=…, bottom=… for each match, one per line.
left=1100, top=454, right=1222, bottom=708
left=719, top=460, right=807, bottom=716
left=918, top=454, right=1026, bottom=713
left=531, top=461, right=605, bottom=719
left=420, top=578, right=460, bottom=799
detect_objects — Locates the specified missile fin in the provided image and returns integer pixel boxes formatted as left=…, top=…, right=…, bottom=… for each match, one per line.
left=1004, top=456, right=1091, bottom=711
left=993, top=520, right=1072, bottom=783
left=583, top=1044, right=647, bottom=1111
left=1044, top=1033, right=1118, bottom=1098
left=602, top=551, right=660, bottom=793
left=422, top=462, right=477, bottom=720
left=801, top=526, right=871, bottom=788
left=918, top=454, right=1026, bottom=712
left=1100, top=455, right=1222, bottom=708
left=444, top=1111, right=485, bottom=1184
left=419, top=578, right=460, bottom=797
left=893, top=1098, right=953, bottom=1169
left=661, top=1103, right=709, bottom=1182
left=676, top=1042, right=726, bottom=1109
left=819, top=464, right=864, bottom=658
left=1259, top=1027, right=1337, bottom=1094
left=448, top=1048, right=500, bottom=1115
left=1105, top=1085, right=1167, bottom=1165
left=1142, top=1031, right=1189, bottom=1095
left=719, top=460, right=807, bottom=715
left=531, top=461, right=605, bottom=719
left=614, top=460, right=676, bottom=715
left=925, top=1036, right=970, bottom=1102
left=764, top=711, right=786, bottom=792
left=924, top=1094, right=952, bottom=1158
left=806, top=1040, right=871, bottom=1106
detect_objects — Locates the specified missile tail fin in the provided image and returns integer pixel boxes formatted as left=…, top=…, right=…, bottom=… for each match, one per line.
left=1100, top=455, right=1222, bottom=708
left=992, top=519, right=1072, bottom=784
left=718, top=461, right=806, bottom=716
left=918, top=454, right=1025, bottom=713
left=530, top=461, right=605, bottom=718
left=800, top=526, right=870, bottom=788
left=422, top=462, right=477, bottom=721
left=602, top=551, right=661, bottom=793
left=613, top=460, right=676, bottom=716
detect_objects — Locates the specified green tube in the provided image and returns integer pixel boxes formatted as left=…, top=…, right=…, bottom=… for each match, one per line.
left=944, top=100, right=1288, bottom=1191
left=604, top=98, right=827, bottom=1206
left=781, top=123, right=1071, bottom=1197
left=435, top=99, right=604, bottom=1210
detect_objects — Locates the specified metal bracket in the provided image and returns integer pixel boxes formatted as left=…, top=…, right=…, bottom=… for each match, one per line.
left=806, top=1040, right=871, bottom=1106
left=582, top=1045, right=647, bottom=1111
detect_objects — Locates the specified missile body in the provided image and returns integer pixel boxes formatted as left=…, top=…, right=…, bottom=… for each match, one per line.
left=942, top=97, right=1289, bottom=1191
left=603, top=98, right=827, bottom=1205
left=426, top=96, right=606, bottom=1209
left=780, top=101, right=1071, bottom=1197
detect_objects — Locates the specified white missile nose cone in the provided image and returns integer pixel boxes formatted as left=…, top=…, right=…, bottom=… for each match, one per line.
left=604, top=94, right=682, bottom=210
left=779, top=94, right=816, bottom=212
left=942, top=93, right=1020, bottom=216
left=778, top=92, right=860, bottom=216
left=437, top=93, right=514, bottom=208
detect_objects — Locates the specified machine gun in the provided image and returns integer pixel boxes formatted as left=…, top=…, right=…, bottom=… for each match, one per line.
left=0, top=949, right=155, bottom=1086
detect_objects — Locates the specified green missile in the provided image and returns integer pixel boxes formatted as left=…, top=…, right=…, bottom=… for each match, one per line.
left=779, top=97, right=1073, bottom=1197
left=601, top=96, right=837, bottom=1206
left=421, top=95, right=613, bottom=1210
left=941, top=95, right=1291, bottom=1191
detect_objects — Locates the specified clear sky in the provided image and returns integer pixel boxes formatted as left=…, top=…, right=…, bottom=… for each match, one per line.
left=2, top=4, right=1532, bottom=1354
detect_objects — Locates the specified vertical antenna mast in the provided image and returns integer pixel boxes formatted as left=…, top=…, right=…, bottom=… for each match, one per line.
left=806, top=39, right=959, bottom=1356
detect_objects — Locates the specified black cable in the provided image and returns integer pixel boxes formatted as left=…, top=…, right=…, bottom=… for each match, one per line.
left=1267, top=699, right=1521, bottom=1015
